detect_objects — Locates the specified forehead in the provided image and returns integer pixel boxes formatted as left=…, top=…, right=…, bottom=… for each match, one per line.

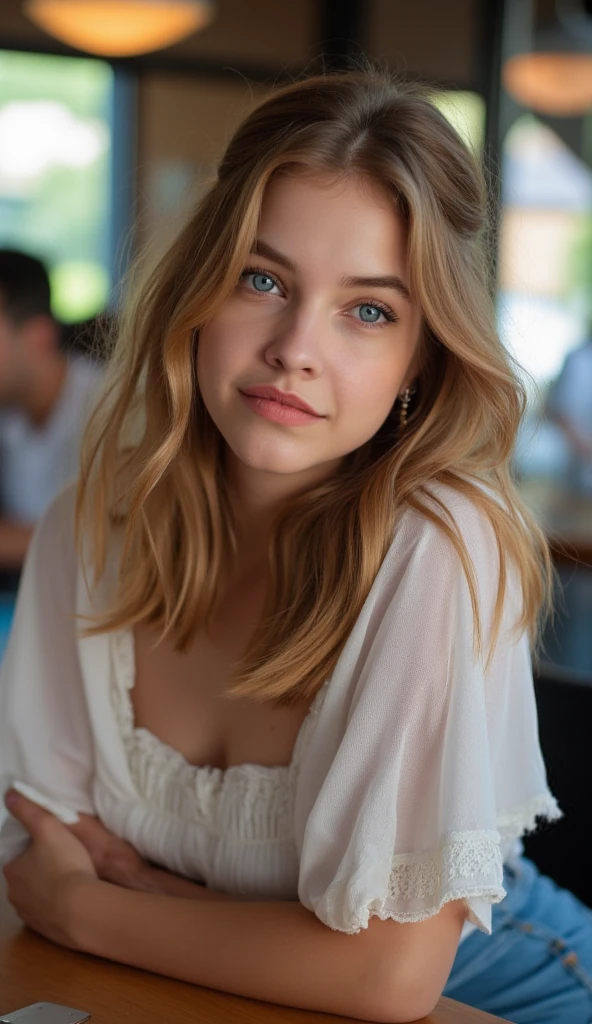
left=258, top=172, right=408, bottom=277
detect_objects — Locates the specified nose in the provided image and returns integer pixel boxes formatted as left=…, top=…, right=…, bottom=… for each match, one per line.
left=263, top=307, right=323, bottom=378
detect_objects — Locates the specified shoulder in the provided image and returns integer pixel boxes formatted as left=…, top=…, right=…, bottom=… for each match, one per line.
left=28, top=484, right=122, bottom=615
left=12, top=485, right=80, bottom=618
left=36, top=481, right=77, bottom=535
left=375, top=481, right=511, bottom=626
left=28, top=483, right=77, bottom=571
left=392, top=481, right=499, bottom=568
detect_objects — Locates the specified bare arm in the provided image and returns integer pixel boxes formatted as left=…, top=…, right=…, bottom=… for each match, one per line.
left=5, top=790, right=467, bottom=1024
left=136, top=864, right=236, bottom=900
left=63, top=818, right=465, bottom=1018
left=69, top=880, right=466, bottom=1023
left=0, top=519, right=34, bottom=569
left=65, top=813, right=235, bottom=901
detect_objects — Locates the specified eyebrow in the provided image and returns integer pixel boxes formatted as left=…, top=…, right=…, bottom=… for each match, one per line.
left=250, top=240, right=411, bottom=303
left=341, top=274, right=411, bottom=302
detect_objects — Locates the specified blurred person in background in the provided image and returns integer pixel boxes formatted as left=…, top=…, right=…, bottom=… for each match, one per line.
left=546, top=330, right=592, bottom=494
left=0, top=250, right=103, bottom=570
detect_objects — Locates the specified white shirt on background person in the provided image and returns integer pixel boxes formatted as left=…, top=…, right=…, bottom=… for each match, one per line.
left=0, top=356, right=103, bottom=524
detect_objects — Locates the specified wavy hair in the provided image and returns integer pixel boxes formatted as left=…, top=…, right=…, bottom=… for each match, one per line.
left=76, top=69, right=552, bottom=705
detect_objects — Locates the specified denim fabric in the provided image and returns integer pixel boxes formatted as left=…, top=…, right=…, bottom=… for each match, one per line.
left=443, top=856, right=592, bottom=1023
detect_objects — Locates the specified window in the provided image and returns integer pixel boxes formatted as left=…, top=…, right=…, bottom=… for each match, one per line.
left=498, top=115, right=592, bottom=482
left=0, top=49, right=114, bottom=322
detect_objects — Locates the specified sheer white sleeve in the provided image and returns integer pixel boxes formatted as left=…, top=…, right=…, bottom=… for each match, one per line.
left=0, top=486, right=95, bottom=865
left=294, top=487, right=561, bottom=935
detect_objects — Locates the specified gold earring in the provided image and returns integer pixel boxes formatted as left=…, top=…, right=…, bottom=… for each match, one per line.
left=399, top=386, right=416, bottom=429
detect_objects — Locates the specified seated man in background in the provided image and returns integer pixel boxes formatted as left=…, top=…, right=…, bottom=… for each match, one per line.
left=0, top=249, right=103, bottom=572
left=546, top=332, right=592, bottom=495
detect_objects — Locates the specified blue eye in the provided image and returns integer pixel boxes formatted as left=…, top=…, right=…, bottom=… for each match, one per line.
left=358, top=304, right=382, bottom=323
left=241, top=269, right=280, bottom=294
left=350, top=301, right=398, bottom=326
left=252, top=273, right=275, bottom=292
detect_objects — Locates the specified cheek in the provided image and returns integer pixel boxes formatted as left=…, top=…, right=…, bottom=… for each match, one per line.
left=336, top=359, right=402, bottom=432
left=197, top=308, right=257, bottom=384
left=196, top=320, right=235, bottom=398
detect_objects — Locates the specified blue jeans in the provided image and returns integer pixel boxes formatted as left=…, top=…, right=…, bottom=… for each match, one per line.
left=443, top=856, right=592, bottom=1023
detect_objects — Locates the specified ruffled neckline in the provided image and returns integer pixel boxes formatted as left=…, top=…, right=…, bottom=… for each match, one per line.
left=109, top=628, right=330, bottom=782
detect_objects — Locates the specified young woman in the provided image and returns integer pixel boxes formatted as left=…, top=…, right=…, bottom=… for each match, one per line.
left=1, top=70, right=591, bottom=1024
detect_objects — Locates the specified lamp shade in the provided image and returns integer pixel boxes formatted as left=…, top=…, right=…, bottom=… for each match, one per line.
left=503, top=2, right=592, bottom=116
left=24, top=0, right=214, bottom=57
left=503, top=51, right=592, bottom=116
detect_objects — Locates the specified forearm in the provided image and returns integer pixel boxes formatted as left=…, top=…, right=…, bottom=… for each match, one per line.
left=142, top=864, right=235, bottom=901
left=73, top=881, right=397, bottom=1022
left=0, top=519, right=34, bottom=568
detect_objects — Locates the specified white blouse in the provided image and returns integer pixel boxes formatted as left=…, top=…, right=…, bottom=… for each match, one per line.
left=0, top=484, right=561, bottom=941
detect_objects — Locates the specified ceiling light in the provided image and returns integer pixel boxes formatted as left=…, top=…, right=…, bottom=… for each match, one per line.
left=24, top=0, right=214, bottom=58
left=503, top=0, right=592, bottom=116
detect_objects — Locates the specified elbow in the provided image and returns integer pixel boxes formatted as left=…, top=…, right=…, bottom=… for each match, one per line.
left=346, top=962, right=442, bottom=1024
left=358, top=963, right=444, bottom=1024
left=365, top=990, right=440, bottom=1024
left=387, top=987, right=441, bottom=1024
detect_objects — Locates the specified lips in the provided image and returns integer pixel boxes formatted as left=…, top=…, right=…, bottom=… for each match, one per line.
left=239, top=385, right=322, bottom=417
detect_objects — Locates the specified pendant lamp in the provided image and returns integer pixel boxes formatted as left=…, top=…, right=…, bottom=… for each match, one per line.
left=24, top=0, right=214, bottom=57
left=503, top=0, right=592, bottom=116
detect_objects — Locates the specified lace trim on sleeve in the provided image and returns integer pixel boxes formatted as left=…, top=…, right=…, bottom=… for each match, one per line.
left=387, top=829, right=502, bottom=906
left=332, top=793, right=563, bottom=933
left=317, top=829, right=505, bottom=934
left=385, top=791, right=562, bottom=912
left=497, top=791, right=563, bottom=842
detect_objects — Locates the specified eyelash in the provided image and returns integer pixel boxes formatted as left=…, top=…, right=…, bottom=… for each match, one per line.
left=240, top=266, right=399, bottom=328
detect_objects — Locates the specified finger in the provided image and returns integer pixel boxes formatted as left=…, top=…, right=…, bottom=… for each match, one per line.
left=4, top=789, right=58, bottom=838
left=66, top=817, right=110, bottom=870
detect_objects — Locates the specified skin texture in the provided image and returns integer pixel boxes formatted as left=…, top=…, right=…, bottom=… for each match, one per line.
left=197, top=172, right=422, bottom=531
left=3, top=173, right=468, bottom=1022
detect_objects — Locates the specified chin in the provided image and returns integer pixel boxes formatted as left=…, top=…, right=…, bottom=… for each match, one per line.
left=235, top=450, right=314, bottom=476
left=226, top=437, right=327, bottom=477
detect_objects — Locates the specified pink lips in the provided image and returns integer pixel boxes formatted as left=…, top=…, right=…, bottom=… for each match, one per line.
left=239, top=385, right=324, bottom=426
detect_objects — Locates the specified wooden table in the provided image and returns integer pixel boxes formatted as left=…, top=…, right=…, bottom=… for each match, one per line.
left=0, top=880, right=507, bottom=1024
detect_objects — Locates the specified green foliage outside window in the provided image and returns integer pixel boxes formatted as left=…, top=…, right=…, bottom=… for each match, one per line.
left=0, top=50, right=113, bottom=322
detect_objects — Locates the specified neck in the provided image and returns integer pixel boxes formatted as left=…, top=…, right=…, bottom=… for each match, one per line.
left=20, top=355, right=68, bottom=427
left=226, top=450, right=342, bottom=570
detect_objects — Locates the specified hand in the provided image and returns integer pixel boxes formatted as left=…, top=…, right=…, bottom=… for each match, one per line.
left=5, top=790, right=235, bottom=904
left=68, top=812, right=231, bottom=899
left=68, top=812, right=165, bottom=893
left=3, top=789, right=101, bottom=948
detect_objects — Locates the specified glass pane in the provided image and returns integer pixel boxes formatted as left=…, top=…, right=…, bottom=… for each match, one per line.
left=498, top=114, right=592, bottom=493
left=431, top=90, right=486, bottom=153
left=0, top=49, right=113, bottom=322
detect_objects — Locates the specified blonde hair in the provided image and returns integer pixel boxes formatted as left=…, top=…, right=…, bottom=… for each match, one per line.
left=77, top=69, right=552, bottom=706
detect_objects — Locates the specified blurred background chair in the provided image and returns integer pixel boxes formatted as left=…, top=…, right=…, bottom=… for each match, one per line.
left=524, top=665, right=592, bottom=909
